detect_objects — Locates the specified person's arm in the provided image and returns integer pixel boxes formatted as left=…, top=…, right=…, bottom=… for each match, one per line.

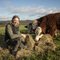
left=7, top=24, right=21, bottom=39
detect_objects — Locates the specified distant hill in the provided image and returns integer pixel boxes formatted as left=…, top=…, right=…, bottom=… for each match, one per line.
left=0, top=20, right=33, bottom=27
left=20, top=20, right=33, bottom=25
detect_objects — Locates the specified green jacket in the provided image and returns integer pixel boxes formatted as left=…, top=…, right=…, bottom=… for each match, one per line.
left=5, top=23, right=21, bottom=41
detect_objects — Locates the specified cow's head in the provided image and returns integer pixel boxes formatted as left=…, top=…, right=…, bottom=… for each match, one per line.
left=25, top=23, right=32, bottom=34
left=35, top=27, right=44, bottom=41
left=32, top=19, right=38, bottom=32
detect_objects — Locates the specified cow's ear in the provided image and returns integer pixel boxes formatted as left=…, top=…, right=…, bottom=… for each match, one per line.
left=25, top=26, right=27, bottom=28
left=29, top=23, right=32, bottom=26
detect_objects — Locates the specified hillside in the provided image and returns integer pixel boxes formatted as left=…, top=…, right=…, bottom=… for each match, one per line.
left=0, top=20, right=33, bottom=27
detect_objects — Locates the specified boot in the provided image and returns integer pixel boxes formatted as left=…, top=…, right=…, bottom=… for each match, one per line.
left=11, top=50, right=17, bottom=56
left=19, top=42, right=25, bottom=49
left=19, top=37, right=25, bottom=49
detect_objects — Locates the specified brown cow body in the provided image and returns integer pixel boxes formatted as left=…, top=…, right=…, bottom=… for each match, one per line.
left=38, top=13, right=60, bottom=41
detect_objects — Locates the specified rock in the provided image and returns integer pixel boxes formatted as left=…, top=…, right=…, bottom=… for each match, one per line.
left=16, top=49, right=32, bottom=59
left=0, top=47, right=9, bottom=56
left=0, top=47, right=3, bottom=51
left=25, top=34, right=35, bottom=50
left=39, top=34, right=52, bottom=43
left=34, top=34, right=56, bottom=52
left=34, top=46, right=44, bottom=52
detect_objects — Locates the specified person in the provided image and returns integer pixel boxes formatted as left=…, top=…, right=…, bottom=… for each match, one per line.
left=5, top=15, right=27, bottom=56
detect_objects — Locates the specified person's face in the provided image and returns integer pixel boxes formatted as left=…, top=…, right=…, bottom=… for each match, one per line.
left=13, top=18, right=19, bottom=26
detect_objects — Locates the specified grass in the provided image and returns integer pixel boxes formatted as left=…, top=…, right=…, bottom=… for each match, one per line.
left=0, top=25, right=60, bottom=60
left=19, top=25, right=28, bottom=34
left=0, top=27, right=5, bottom=42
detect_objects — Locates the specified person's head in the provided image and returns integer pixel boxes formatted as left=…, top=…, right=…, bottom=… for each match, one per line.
left=11, top=15, right=20, bottom=26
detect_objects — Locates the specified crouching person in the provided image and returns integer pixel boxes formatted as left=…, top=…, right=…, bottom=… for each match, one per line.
left=5, top=15, right=27, bottom=56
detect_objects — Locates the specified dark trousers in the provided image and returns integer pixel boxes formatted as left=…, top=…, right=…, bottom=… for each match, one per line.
left=7, top=39, right=20, bottom=52
left=6, top=37, right=24, bottom=52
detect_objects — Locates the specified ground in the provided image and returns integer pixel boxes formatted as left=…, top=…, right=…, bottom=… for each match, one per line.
left=0, top=25, right=60, bottom=60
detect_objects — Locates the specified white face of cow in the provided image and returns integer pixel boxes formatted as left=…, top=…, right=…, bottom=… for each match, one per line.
left=32, top=19, right=38, bottom=30
left=35, top=27, right=43, bottom=41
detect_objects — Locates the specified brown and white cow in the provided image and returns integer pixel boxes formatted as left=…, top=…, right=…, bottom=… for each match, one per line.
left=35, top=27, right=60, bottom=41
left=32, top=18, right=43, bottom=31
left=32, top=13, right=60, bottom=41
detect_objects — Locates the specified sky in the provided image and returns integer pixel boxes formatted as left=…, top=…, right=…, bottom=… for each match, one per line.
left=0, top=0, right=60, bottom=21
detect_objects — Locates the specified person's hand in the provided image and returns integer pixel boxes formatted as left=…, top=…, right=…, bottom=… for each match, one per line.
left=23, top=35, right=27, bottom=39
left=21, top=34, right=27, bottom=39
